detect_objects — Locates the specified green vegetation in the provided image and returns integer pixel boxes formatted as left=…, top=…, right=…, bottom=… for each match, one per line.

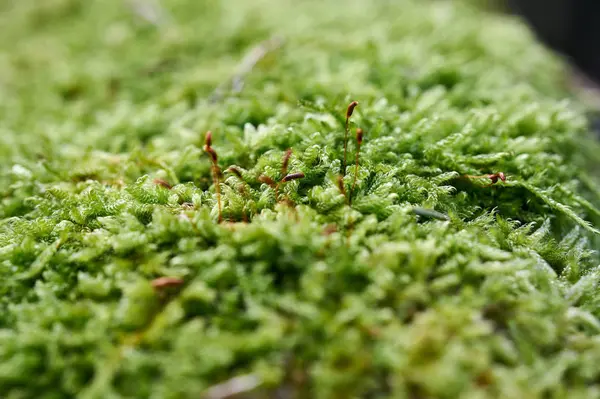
left=1, top=0, right=600, bottom=397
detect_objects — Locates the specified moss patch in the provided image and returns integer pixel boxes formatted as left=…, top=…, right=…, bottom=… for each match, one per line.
left=1, top=0, right=600, bottom=398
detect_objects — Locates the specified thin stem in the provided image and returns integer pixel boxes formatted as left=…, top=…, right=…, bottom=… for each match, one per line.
left=343, top=101, right=358, bottom=175
left=350, top=128, right=363, bottom=205
left=204, top=131, right=222, bottom=223
left=212, top=167, right=222, bottom=223
left=337, top=175, right=348, bottom=205
left=282, top=148, right=292, bottom=177
left=343, top=120, right=349, bottom=175
left=153, top=178, right=172, bottom=190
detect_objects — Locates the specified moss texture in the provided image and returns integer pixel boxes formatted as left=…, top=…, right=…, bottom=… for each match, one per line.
left=1, top=0, right=600, bottom=398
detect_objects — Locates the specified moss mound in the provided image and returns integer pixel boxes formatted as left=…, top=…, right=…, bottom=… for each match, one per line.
left=2, top=0, right=600, bottom=397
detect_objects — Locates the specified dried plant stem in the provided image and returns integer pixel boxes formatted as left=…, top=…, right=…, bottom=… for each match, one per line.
left=343, top=101, right=359, bottom=175
left=282, top=148, right=292, bottom=177
left=350, top=128, right=363, bottom=205
left=337, top=175, right=348, bottom=205
left=210, top=36, right=284, bottom=102
left=204, top=131, right=223, bottom=223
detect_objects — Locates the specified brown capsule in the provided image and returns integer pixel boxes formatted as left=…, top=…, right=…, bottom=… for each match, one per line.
left=282, top=148, right=293, bottom=176
left=151, top=276, right=184, bottom=289
left=227, top=166, right=244, bottom=179
left=336, top=175, right=346, bottom=196
left=281, top=172, right=305, bottom=182
left=346, top=101, right=359, bottom=119
left=486, top=172, right=506, bottom=184
left=464, top=172, right=507, bottom=185
left=356, top=128, right=363, bottom=145
left=205, top=130, right=213, bottom=147
left=259, top=175, right=277, bottom=188
left=204, top=146, right=218, bottom=163
left=153, top=178, right=172, bottom=189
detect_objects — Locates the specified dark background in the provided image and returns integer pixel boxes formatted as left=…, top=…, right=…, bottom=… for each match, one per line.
left=506, top=0, right=600, bottom=85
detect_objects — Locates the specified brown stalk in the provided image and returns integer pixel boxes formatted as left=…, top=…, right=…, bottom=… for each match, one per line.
left=337, top=175, right=348, bottom=205
left=350, top=128, right=364, bottom=205
left=343, top=101, right=359, bottom=175
left=282, top=148, right=292, bottom=177
left=203, top=131, right=223, bottom=223
left=153, top=178, right=172, bottom=190
left=227, top=166, right=244, bottom=180
left=258, top=175, right=277, bottom=189
left=151, top=276, right=184, bottom=290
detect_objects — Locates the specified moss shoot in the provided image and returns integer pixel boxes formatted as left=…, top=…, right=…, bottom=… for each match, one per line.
left=1, top=0, right=600, bottom=398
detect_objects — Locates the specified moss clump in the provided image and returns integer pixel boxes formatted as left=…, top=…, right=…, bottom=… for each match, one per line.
left=1, top=0, right=600, bottom=398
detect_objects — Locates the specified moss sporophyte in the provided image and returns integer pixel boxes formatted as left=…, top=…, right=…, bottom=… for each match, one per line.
left=2, top=0, right=600, bottom=397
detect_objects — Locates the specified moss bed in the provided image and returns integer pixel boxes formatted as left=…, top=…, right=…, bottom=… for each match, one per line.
left=1, top=0, right=600, bottom=398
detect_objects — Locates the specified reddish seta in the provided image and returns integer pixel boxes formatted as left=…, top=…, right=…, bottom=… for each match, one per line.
left=151, top=276, right=184, bottom=289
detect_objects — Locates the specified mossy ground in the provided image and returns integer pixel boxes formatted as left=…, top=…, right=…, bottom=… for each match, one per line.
left=1, top=0, right=600, bottom=398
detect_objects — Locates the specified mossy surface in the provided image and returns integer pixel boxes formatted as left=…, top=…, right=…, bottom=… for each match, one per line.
left=1, top=0, right=600, bottom=398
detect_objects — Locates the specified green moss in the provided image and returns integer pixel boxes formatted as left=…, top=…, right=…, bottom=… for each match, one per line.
left=1, top=0, right=600, bottom=397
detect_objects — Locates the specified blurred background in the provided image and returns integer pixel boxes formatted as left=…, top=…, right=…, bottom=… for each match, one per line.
left=507, top=0, right=600, bottom=135
left=2, top=0, right=600, bottom=146
left=506, top=0, right=600, bottom=86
